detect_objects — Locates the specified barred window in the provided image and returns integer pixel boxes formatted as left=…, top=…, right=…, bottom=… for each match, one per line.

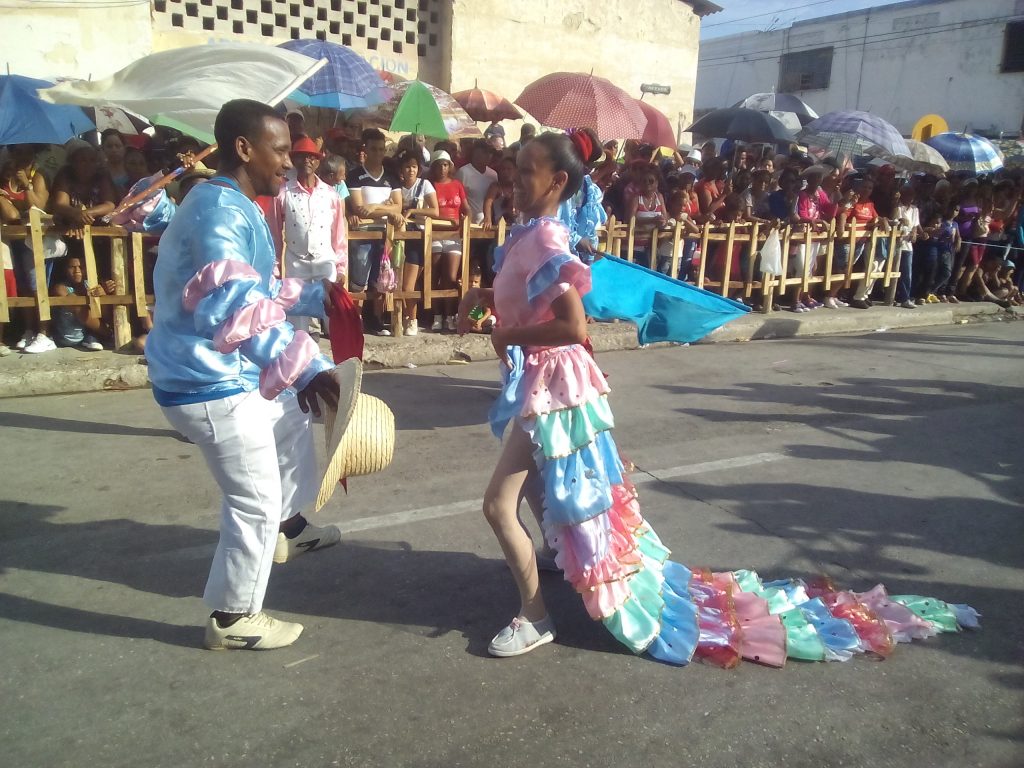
left=778, top=46, right=833, bottom=92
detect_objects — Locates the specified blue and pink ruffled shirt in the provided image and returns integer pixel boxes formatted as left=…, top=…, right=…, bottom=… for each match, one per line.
left=146, top=176, right=333, bottom=407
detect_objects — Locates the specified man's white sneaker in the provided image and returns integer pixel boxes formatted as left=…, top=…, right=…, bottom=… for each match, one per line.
left=15, top=331, right=34, bottom=350
left=23, top=333, right=56, bottom=354
left=404, top=318, right=419, bottom=337
left=488, top=615, right=556, bottom=657
left=273, top=521, right=341, bottom=564
left=80, top=336, right=104, bottom=351
left=431, top=316, right=443, bottom=332
left=203, top=612, right=303, bottom=651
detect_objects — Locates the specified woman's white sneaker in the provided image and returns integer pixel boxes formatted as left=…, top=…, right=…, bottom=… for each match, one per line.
left=488, top=615, right=556, bottom=657
left=23, top=333, right=56, bottom=354
left=203, top=612, right=303, bottom=651
left=404, top=318, right=419, bottom=336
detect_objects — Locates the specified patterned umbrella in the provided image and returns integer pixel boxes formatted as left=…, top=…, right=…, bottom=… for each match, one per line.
left=924, top=132, right=1004, bottom=173
left=686, top=107, right=794, bottom=143
left=867, top=139, right=950, bottom=175
left=515, top=72, right=647, bottom=141
left=636, top=99, right=676, bottom=149
left=0, top=75, right=94, bottom=145
left=360, top=80, right=480, bottom=139
left=279, top=39, right=391, bottom=110
left=993, top=138, right=1024, bottom=168
left=452, top=82, right=521, bottom=122
left=798, top=110, right=909, bottom=158
left=733, top=92, right=818, bottom=126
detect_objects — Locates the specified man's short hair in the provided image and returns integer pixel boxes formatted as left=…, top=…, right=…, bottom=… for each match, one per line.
left=214, top=99, right=283, bottom=169
left=360, top=127, right=386, bottom=145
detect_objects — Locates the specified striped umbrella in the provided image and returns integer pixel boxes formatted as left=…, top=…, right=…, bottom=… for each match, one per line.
left=799, top=110, right=909, bottom=159
left=452, top=82, right=521, bottom=122
left=924, top=132, right=1004, bottom=173
left=515, top=72, right=647, bottom=141
left=279, top=39, right=391, bottom=110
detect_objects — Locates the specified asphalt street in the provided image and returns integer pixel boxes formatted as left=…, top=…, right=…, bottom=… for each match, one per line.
left=1, top=322, right=1022, bottom=768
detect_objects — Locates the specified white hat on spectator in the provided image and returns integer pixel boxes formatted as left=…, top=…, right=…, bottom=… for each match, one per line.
left=686, top=149, right=702, bottom=164
left=429, top=149, right=452, bottom=165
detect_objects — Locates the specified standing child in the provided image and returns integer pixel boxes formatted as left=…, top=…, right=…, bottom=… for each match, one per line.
left=656, top=187, right=700, bottom=278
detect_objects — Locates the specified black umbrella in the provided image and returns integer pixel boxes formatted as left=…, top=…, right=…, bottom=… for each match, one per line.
left=732, top=93, right=819, bottom=126
left=686, top=107, right=795, bottom=143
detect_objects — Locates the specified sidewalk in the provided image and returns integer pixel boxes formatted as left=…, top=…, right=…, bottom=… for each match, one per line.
left=1, top=302, right=1019, bottom=398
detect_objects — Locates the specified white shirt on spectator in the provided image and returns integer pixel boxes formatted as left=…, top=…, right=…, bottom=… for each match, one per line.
left=455, top=163, right=498, bottom=225
left=897, top=203, right=920, bottom=251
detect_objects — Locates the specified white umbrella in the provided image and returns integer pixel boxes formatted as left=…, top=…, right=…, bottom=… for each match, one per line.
left=39, top=42, right=327, bottom=142
left=868, top=139, right=950, bottom=175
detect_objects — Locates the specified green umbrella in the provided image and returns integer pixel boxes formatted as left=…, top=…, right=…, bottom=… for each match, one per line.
left=384, top=80, right=479, bottom=139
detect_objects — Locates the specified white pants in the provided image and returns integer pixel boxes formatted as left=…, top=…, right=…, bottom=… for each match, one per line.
left=161, top=390, right=317, bottom=613
left=855, top=259, right=886, bottom=301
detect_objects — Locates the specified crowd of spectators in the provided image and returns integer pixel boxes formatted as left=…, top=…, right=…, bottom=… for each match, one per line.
left=2, top=117, right=1022, bottom=355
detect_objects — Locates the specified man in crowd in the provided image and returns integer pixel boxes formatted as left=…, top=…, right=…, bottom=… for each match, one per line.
left=455, top=139, right=498, bottom=226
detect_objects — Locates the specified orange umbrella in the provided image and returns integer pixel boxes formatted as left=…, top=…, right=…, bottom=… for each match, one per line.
left=452, top=82, right=522, bottom=122
left=636, top=99, right=676, bottom=149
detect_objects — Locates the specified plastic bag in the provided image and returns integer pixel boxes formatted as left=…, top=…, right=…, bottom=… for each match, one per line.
left=390, top=239, right=405, bottom=272
left=759, top=229, right=782, bottom=275
left=375, top=241, right=397, bottom=293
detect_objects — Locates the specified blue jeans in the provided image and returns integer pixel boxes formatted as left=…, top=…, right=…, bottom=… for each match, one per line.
left=896, top=249, right=913, bottom=303
left=348, top=238, right=383, bottom=293
left=12, top=240, right=55, bottom=294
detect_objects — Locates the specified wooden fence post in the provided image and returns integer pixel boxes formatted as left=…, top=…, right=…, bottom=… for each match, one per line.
left=131, top=232, right=149, bottom=318
left=28, top=208, right=51, bottom=322
left=110, top=235, right=132, bottom=349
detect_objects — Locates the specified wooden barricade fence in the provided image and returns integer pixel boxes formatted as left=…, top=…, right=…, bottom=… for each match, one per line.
left=0, top=212, right=907, bottom=348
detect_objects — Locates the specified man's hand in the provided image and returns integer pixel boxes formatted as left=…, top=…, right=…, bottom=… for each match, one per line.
left=297, top=370, right=340, bottom=418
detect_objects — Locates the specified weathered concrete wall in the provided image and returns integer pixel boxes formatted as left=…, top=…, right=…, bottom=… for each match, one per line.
left=447, top=0, right=701, bottom=143
left=696, top=0, right=1024, bottom=136
left=0, top=0, right=153, bottom=80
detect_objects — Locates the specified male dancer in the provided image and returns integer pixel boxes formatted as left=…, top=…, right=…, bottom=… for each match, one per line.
left=147, top=100, right=342, bottom=650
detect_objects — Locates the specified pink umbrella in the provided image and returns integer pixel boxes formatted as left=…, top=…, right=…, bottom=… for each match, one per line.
left=515, top=72, right=647, bottom=141
left=452, top=82, right=521, bottom=122
left=636, top=99, right=676, bottom=149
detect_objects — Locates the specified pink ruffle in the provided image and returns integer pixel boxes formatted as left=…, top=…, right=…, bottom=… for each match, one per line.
left=258, top=332, right=319, bottom=399
left=520, top=345, right=611, bottom=417
left=690, top=570, right=743, bottom=669
left=807, top=580, right=895, bottom=657
left=213, top=298, right=287, bottom=353
left=855, top=584, right=937, bottom=643
left=273, top=278, right=305, bottom=311
left=531, top=257, right=592, bottom=317
left=720, top=572, right=787, bottom=667
left=182, top=260, right=260, bottom=311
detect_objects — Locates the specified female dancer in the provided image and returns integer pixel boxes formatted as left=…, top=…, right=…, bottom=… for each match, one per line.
left=460, top=132, right=979, bottom=665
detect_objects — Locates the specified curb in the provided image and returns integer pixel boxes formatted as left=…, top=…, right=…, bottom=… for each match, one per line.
left=1, top=304, right=1019, bottom=399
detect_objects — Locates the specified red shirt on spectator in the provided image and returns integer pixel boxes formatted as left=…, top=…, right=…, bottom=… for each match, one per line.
left=433, top=179, right=467, bottom=223
left=852, top=200, right=877, bottom=226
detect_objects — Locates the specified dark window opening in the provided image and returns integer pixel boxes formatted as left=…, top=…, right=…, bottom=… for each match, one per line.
left=778, top=46, right=833, bottom=92
left=233, top=20, right=244, bottom=33
left=202, top=16, right=214, bottom=30
left=171, top=12, right=183, bottom=26
left=1002, top=21, right=1024, bottom=73
left=185, top=3, right=198, bottom=17
left=393, top=41, right=403, bottom=53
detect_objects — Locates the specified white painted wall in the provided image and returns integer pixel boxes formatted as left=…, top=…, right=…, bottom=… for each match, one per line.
left=696, top=0, right=1024, bottom=136
left=0, top=0, right=154, bottom=81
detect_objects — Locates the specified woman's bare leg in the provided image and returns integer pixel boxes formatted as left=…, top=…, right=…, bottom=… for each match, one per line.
left=401, top=262, right=421, bottom=324
left=442, top=251, right=462, bottom=318
left=483, top=425, right=548, bottom=622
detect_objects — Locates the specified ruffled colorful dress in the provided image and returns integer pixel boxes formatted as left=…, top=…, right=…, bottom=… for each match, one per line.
left=489, top=217, right=980, bottom=668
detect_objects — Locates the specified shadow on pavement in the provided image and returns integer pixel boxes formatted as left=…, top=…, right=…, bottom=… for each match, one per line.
left=0, top=410, right=184, bottom=439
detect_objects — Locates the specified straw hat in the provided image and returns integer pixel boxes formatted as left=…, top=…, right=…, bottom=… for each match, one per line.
left=314, top=359, right=395, bottom=511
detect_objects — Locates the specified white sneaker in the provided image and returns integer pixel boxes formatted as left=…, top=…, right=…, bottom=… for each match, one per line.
left=377, top=327, right=392, bottom=337
left=203, top=611, right=303, bottom=651
left=431, top=316, right=443, bottom=332
left=404, top=318, right=419, bottom=336
left=445, top=315, right=457, bottom=332
left=273, top=521, right=341, bottom=564
left=23, top=333, right=56, bottom=354
left=15, top=331, right=33, bottom=350
left=80, top=336, right=104, bottom=351
left=0, top=344, right=10, bottom=357
left=823, top=298, right=839, bottom=309
left=488, top=615, right=556, bottom=657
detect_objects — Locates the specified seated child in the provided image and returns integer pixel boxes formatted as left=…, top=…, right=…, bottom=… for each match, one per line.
left=49, top=256, right=115, bottom=351
left=466, top=262, right=495, bottom=333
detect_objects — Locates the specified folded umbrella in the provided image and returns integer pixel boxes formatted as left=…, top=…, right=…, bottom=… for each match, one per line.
left=0, top=75, right=94, bottom=145
left=516, top=72, right=647, bottom=141
left=686, top=107, right=794, bottom=144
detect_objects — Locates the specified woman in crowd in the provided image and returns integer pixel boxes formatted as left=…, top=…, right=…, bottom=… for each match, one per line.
left=427, top=149, right=471, bottom=332
left=483, top=156, right=517, bottom=228
left=394, top=148, right=439, bottom=336
left=624, top=163, right=666, bottom=269
left=100, top=129, right=130, bottom=198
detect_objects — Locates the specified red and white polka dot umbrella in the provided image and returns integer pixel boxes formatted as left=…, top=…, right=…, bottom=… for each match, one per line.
left=515, top=72, right=647, bottom=142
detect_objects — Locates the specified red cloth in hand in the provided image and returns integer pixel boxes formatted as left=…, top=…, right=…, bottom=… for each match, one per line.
left=326, top=283, right=364, bottom=363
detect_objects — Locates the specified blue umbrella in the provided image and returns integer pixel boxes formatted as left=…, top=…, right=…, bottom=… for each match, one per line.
left=798, top=110, right=909, bottom=158
left=924, top=132, right=1004, bottom=173
left=279, top=39, right=391, bottom=110
left=0, top=75, right=95, bottom=145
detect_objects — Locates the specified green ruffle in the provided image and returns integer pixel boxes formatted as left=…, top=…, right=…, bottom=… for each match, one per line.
left=602, top=567, right=665, bottom=653
left=890, top=595, right=959, bottom=633
left=780, top=608, right=827, bottom=661
left=532, top=396, right=615, bottom=458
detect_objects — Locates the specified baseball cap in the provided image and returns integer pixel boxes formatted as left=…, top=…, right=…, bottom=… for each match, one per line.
left=429, top=149, right=453, bottom=164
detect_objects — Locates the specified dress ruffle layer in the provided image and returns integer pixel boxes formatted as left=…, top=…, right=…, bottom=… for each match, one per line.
left=500, top=344, right=980, bottom=668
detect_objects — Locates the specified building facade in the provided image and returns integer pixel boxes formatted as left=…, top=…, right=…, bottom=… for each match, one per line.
left=2, top=0, right=720, bottom=142
left=695, top=0, right=1024, bottom=137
